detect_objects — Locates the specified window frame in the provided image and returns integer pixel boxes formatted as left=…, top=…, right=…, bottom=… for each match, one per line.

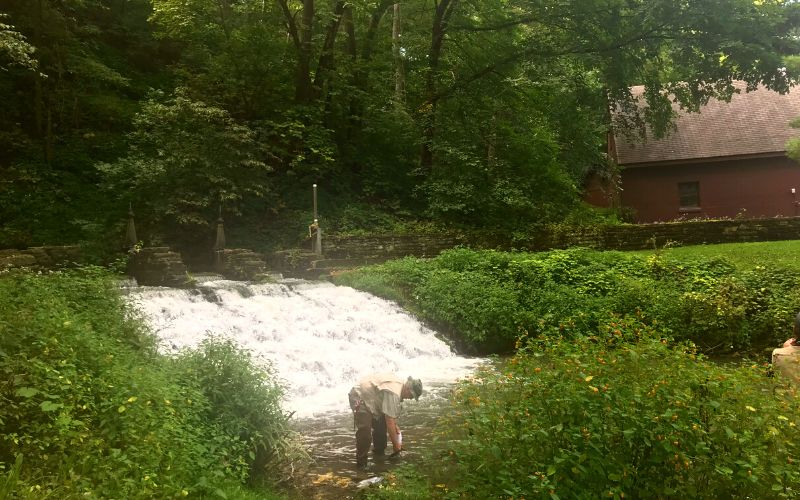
left=678, top=181, right=701, bottom=212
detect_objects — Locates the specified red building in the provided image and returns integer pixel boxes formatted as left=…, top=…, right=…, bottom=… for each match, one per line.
left=590, top=82, right=800, bottom=223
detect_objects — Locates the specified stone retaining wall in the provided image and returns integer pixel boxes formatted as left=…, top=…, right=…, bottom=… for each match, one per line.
left=322, top=234, right=468, bottom=259
left=323, top=217, right=800, bottom=260
left=4, top=217, right=800, bottom=281
left=0, top=246, right=82, bottom=270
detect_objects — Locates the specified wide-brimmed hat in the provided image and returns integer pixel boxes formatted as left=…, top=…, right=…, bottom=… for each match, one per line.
left=407, top=376, right=423, bottom=400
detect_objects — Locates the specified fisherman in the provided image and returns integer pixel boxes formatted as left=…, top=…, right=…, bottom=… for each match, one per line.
left=772, top=312, right=800, bottom=384
left=348, top=373, right=423, bottom=469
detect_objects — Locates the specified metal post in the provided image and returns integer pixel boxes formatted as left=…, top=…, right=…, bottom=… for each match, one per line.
left=214, top=204, right=226, bottom=271
left=313, top=183, right=318, bottom=221
left=312, top=184, right=322, bottom=255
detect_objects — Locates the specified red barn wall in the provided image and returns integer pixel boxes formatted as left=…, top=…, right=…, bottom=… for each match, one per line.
left=620, top=156, right=800, bottom=222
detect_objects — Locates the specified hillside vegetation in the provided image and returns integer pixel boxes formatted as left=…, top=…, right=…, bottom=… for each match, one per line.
left=0, top=267, right=303, bottom=498
left=335, top=245, right=800, bottom=499
left=334, top=246, right=800, bottom=356
left=2, top=1, right=799, bottom=255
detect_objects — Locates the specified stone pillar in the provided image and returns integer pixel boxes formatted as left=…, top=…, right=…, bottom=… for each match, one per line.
left=213, top=206, right=226, bottom=272
left=125, top=203, right=138, bottom=250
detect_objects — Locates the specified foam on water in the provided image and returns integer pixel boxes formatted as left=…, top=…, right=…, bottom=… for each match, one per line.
left=125, top=279, right=482, bottom=417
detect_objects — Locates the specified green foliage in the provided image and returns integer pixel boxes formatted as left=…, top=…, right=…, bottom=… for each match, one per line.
left=0, top=0, right=163, bottom=250
left=4, top=0, right=798, bottom=247
left=0, top=268, right=299, bottom=498
left=428, top=334, right=800, bottom=499
left=787, top=114, right=800, bottom=162
left=0, top=14, right=37, bottom=72
left=335, top=247, right=800, bottom=354
left=97, top=88, right=273, bottom=247
left=176, top=337, right=302, bottom=485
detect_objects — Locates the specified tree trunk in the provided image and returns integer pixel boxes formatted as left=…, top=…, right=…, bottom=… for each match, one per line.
left=45, top=106, right=53, bottom=165
left=296, top=0, right=314, bottom=103
left=487, top=112, right=497, bottom=168
left=216, top=0, right=233, bottom=40
left=313, top=1, right=346, bottom=98
left=348, top=1, right=392, bottom=123
left=343, top=6, right=357, bottom=60
left=420, top=0, right=459, bottom=173
left=392, top=3, right=405, bottom=106
left=278, top=0, right=315, bottom=104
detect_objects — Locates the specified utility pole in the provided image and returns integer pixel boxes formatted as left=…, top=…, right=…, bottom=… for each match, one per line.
left=214, top=204, right=226, bottom=271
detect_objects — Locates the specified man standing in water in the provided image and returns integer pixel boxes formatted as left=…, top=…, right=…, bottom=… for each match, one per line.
left=348, top=373, right=423, bottom=469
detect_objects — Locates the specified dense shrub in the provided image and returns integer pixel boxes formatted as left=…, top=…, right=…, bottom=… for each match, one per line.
left=349, top=247, right=800, bottom=499
left=335, top=248, right=800, bottom=355
left=415, top=269, right=521, bottom=352
left=0, top=268, right=298, bottom=498
left=445, top=334, right=800, bottom=498
left=176, top=338, right=302, bottom=485
left=369, top=328, right=800, bottom=499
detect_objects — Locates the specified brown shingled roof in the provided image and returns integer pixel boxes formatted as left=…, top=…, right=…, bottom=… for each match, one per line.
left=614, top=81, right=800, bottom=166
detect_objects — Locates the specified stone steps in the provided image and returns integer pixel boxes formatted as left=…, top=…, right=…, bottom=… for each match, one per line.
left=128, top=247, right=190, bottom=287
left=213, top=248, right=268, bottom=280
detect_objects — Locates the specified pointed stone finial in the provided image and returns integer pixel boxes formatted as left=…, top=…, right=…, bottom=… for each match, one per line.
left=125, top=203, right=138, bottom=250
left=214, top=204, right=226, bottom=252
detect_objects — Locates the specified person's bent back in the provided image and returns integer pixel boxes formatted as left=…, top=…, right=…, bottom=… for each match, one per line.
left=773, top=344, right=800, bottom=383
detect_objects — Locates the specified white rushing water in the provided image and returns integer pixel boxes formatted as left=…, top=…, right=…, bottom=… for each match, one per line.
left=125, top=278, right=482, bottom=418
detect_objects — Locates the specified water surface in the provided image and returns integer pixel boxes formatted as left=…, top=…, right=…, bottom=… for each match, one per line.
left=125, top=277, right=483, bottom=497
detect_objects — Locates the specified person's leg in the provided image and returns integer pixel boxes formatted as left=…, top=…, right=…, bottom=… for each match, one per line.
left=372, top=414, right=387, bottom=455
left=355, top=410, right=373, bottom=468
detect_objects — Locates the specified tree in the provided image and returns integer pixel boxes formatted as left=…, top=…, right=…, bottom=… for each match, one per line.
left=97, top=89, right=272, bottom=246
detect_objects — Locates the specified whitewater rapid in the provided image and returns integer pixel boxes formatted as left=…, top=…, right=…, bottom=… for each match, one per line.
left=124, top=278, right=481, bottom=417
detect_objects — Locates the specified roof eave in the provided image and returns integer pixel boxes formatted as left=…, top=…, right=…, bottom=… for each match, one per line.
left=619, top=151, right=789, bottom=169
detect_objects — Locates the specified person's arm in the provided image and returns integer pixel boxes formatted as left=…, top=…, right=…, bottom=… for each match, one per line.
left=385, top=415, right=402, bottom=454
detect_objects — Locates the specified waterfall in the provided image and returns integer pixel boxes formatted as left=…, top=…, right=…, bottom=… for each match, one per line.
left=125, top=278, right=481, bottom=418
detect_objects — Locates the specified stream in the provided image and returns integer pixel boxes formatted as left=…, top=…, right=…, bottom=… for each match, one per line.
left=124, top=277, right=484, bottom=498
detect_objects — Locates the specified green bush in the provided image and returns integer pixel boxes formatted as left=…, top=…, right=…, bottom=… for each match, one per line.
left=375, top=330, right=800, bottom=499
left=175, top=337, right=302, bottom=485
left=335, top=248, right=799, bottom=355
left=415, top=269, right=521, bottom=352
left=458, top=335, right=799, bottom=498
left=0, top=268, right=297, bottom=498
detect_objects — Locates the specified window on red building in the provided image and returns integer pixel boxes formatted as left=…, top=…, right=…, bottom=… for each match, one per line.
left=678, top=181, right=700, bottom=210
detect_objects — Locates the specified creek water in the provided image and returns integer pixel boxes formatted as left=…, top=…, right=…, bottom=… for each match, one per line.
left=124, top=277, right=483, bottom=498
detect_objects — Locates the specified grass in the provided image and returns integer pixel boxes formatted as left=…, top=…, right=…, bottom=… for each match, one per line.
left=630, top=239, right=800, bottom=271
